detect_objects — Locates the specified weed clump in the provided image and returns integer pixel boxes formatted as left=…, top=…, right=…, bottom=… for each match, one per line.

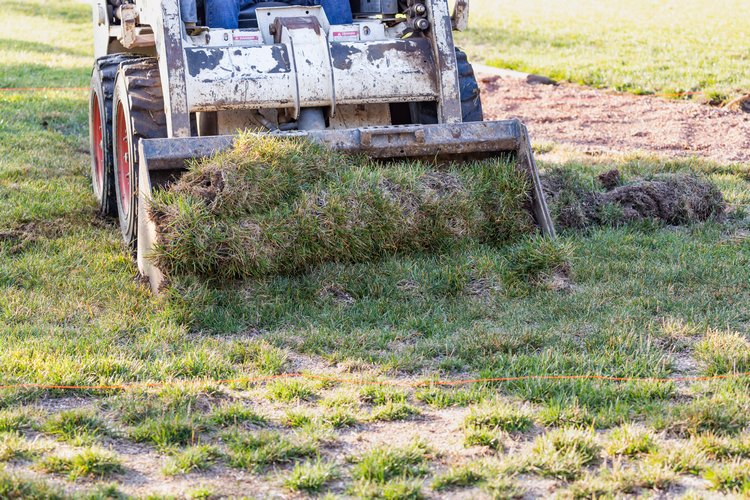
left=694, top=330, right=750, bottom=375
left=604, top=424, right=658, bottom=456
left=415, top=386, right=491, bottom=409
left=432, top=464, right=485, bottom=491
left=285, top=459, right=338, bottom=492
left=162, top=445, right=221, bottom=476
left=131, top=415, right=200, bottom=448
left=0, top=469, right=63, bottom=499
left=658, top=395, right=748, bottom=437
left=42, top=410, right=108, bottom=446
left=464, top=404, right=534, bottom=434
left=368, top=402, right=420, bottom=422
left=224, top=430, right=317, bottom=471
left=350, top=440, right=431, bottom=485
left=359, top=385, right=408, bottom=406
left=0, top=432, right=46, bottom=462
left=36, top=448, right=122, bottom=480
left=149, top=135, right=536, bottom=280
left=208, top=403, right=267, bottom=428
left=522, top=427, right=600, bottom=480
left=704, top=460, right=750, bottom=494
left=0, top=408, right=37, bottom=433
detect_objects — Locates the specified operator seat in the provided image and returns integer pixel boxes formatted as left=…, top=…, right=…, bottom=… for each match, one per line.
left=238, top=1, right=291, bottom=28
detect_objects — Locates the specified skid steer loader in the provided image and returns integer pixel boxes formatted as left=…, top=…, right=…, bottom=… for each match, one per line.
left=89, top=0, right=555, bottom=292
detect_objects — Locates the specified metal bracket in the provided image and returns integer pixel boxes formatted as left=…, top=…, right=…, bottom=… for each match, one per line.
left=154, top=0, right=191, bottom=138
left=425, top=0, right=462, bottom=124
left=117, top=4, right=139, bottom=48
left=451, top=0, right=469, bottom=31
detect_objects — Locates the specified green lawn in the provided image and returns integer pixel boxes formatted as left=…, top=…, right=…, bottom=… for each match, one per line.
left=458, top=0, right=750, bottom=101
left=1, top=0, right=750, bottom=497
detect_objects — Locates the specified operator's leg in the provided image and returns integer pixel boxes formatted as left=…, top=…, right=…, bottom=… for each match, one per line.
left=205, top=0, right=241, bottom=28
left=319, top=0, right=353, bottom=24
left=297, top=0, right=352, bottom=24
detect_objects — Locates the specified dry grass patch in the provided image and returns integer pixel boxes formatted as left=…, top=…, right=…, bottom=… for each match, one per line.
left=604, top=424, right=658, bottom=457
left=694, top=330, right=750, bottom=375
left=704, top=460, right=750, bottom=494
left=0, top=432, right=47, bottom=463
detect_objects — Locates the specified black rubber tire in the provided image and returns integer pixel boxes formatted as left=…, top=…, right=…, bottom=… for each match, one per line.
left=415, top=47, right=484, bottom=124
left=456, top=48, right=483, bottom=122
left=88, top=54, right=141, bottom=217
left=112, top=58, right=167, bottom=250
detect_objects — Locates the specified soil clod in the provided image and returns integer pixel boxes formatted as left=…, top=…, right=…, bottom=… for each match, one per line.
left=543, top=170, right=725, bottom=230
left=597, top=169, right=622, bottom=191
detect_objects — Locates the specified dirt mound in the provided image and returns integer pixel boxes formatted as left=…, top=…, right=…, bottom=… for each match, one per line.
left=543, top=170, right=725, bottom=230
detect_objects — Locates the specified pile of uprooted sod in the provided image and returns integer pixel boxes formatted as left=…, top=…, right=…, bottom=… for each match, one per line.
left=149, top=133, right=726, bottom=283
left=149, top=134, right=537, bottom=280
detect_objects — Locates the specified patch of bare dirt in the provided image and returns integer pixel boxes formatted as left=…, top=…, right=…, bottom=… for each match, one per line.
left=480, top=76, right=750, bottom=164
left=0, top=221, right=65, bottom=254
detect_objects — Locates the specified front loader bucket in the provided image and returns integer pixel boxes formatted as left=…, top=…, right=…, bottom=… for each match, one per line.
left=137, top=119, right=555, bottom=292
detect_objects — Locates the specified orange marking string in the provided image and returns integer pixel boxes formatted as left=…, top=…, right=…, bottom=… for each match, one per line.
left=0, top=371, right=748, bottom=392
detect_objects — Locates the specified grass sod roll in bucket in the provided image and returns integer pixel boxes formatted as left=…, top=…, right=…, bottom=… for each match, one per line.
left=148, top=134, right=538, bottom=281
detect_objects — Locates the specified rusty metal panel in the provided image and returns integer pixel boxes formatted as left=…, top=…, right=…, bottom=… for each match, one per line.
left=184, top=39, right=438, bottom=112
left=330, top=38, right=439, bottom=104
left=139, top=120, right=524, bottom=171
left=184, top=45, right=297, bottom=111
left=329, top=104, right=391, bottom=129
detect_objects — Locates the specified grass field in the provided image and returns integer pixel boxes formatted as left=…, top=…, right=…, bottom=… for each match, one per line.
left=1, top=0, right=750, bottom=497
left=458, top=0, right=750, bottom=102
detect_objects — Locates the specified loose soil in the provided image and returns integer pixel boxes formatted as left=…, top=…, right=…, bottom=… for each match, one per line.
left=480, top=75, right=750, bottom=164
left=542, top=171, right=725, bottom=230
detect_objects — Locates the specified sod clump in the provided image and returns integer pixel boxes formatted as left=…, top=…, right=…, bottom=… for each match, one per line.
left=543, top=168, right=725, bottom=230
left=148, top=134, right=536, bottom=281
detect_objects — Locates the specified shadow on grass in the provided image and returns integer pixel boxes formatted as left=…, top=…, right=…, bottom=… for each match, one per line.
left=0, top=63, right=89, bottom=89
left=0, top=38, right=89, bottom=58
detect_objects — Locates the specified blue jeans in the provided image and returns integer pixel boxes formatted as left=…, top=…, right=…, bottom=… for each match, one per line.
left=206, top=0, right=353, bottom=29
